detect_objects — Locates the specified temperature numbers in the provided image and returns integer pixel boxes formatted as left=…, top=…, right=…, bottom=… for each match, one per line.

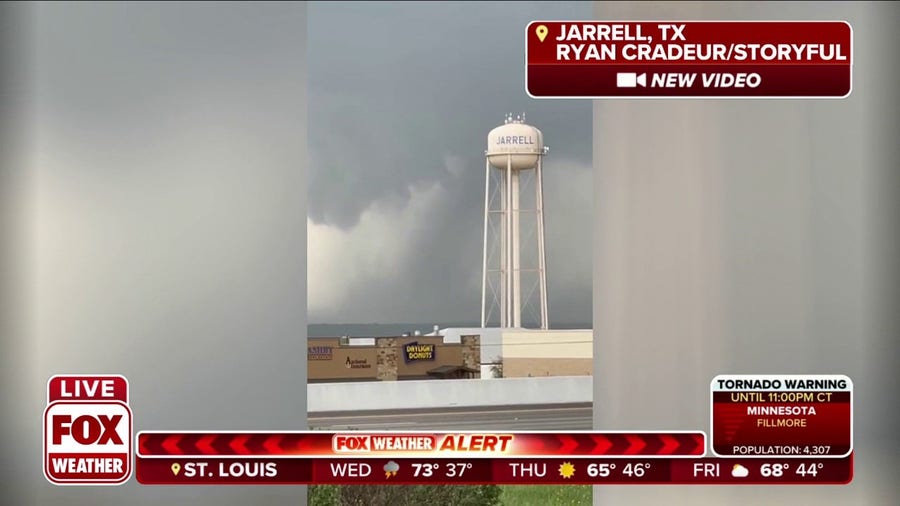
left=760, top=463, right=789, bottom=477
left=587, top=463, right=614, bottom=477
left=795, top=462, right=824, bottom=478
left=622, top=463, right=651, bottom=477
left=411, top=462, right=472, bottom=478
left=760, top=462, right=824, bottom=478
left=586, top=462, right=650, bottom=478
left=446, top=462, right=472, bottom=478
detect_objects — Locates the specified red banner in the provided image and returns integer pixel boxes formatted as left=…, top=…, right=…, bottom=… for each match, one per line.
left=710, top=375, right=853, bottom=458
left=137, top=431, right=705, bottom=458
left=135, top=455, right=853, bottom=485
left=525, top=21, right=852, bottom=98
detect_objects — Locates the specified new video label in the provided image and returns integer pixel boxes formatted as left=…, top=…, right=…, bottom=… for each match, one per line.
left=43, top=375, right=133, bottom=485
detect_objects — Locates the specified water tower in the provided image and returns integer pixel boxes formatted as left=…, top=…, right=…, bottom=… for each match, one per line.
left=481, top=113, right=549, bottom=329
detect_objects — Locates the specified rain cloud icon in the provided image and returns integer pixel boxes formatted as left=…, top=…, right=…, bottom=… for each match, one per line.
left=384, top=461, right=400, bottom=478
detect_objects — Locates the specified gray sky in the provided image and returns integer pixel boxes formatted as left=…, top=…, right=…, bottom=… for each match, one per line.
left=308, top=1, right=593, bottom=324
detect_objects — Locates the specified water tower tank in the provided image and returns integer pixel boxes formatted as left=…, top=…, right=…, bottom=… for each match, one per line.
left=486, top=116, right=544, bottom=171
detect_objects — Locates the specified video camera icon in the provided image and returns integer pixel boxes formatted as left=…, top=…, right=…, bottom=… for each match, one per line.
left=616, top=73, right=647, bottom=88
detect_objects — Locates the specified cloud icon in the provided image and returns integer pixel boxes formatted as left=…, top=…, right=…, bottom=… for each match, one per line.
left=731, top=464, right=749, bottom=478
left=384, top=461, right=400, bottom=478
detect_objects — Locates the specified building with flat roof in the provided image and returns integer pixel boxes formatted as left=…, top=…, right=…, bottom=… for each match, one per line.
left=499, top=329, right=592, bottom=377
left=430, top=327, right=593, bottom=378
left=307, top=335, right=480, bottom=383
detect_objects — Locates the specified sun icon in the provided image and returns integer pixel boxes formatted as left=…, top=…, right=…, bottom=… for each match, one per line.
left=558, top=462, right=576, bottom=479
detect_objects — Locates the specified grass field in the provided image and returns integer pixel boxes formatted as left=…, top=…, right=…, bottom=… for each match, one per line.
left=500, top=485, right=592, bottom=506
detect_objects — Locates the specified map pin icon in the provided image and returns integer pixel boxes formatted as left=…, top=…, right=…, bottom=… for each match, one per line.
left=536, top=25, right=549, bottom=42
left=171, top=463, right=181, bottom=476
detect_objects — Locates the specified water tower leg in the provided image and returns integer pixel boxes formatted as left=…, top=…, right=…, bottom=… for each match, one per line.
left=512, top=168, right=522, bottom=328
left=506, top=155, right=514, bottom=328
left=481, top=158, right=490, bottom=328
left=536, top=157, right=549, bottom=329
left=499, top=166, right=507, bottom=328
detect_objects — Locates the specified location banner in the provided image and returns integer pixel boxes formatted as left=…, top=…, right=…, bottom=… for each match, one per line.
left=711, top=375, right=853, bottom=458
left=137, top=431, right=706, bottom=458
left=135, top=455, right=852, bottom=485
left=526, top=21, right=852, bottom=98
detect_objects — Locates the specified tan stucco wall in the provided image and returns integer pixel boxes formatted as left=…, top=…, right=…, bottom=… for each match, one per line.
left=307, top=338, right=378, bottom=380
left=502, top=357, right=593, bottom=378
left=501, top=330, right=593, bottom=359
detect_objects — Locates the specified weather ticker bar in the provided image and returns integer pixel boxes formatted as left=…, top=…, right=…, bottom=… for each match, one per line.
left=137, top=431, right=706, bottom=458
left=135, top=455, right=853, bottom=485
left=46, top=373, right=856, bottom=486
left=525, top=21, right=853, bottom=98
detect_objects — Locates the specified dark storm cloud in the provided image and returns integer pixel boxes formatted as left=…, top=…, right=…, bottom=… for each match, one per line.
left=308, top=1, right=592, bottom=229
left=308, top=1, right=594, bottom=324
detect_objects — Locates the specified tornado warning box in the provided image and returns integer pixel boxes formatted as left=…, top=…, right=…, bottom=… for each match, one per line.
left=43, top=375, right=133, bottom=485
left=710, top=374, right=852, bottom=458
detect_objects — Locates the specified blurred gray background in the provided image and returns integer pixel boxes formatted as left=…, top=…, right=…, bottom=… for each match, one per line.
left=593, top=1, right=899, bottom=505
left=1, top=2, right=308, bottom=505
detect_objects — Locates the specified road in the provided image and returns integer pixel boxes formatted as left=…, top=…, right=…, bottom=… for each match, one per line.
left=308, top=403, right=592, bottom=430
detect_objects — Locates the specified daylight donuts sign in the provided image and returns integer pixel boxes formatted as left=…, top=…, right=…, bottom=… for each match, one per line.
left=403, top=342, right=435, bottom=363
